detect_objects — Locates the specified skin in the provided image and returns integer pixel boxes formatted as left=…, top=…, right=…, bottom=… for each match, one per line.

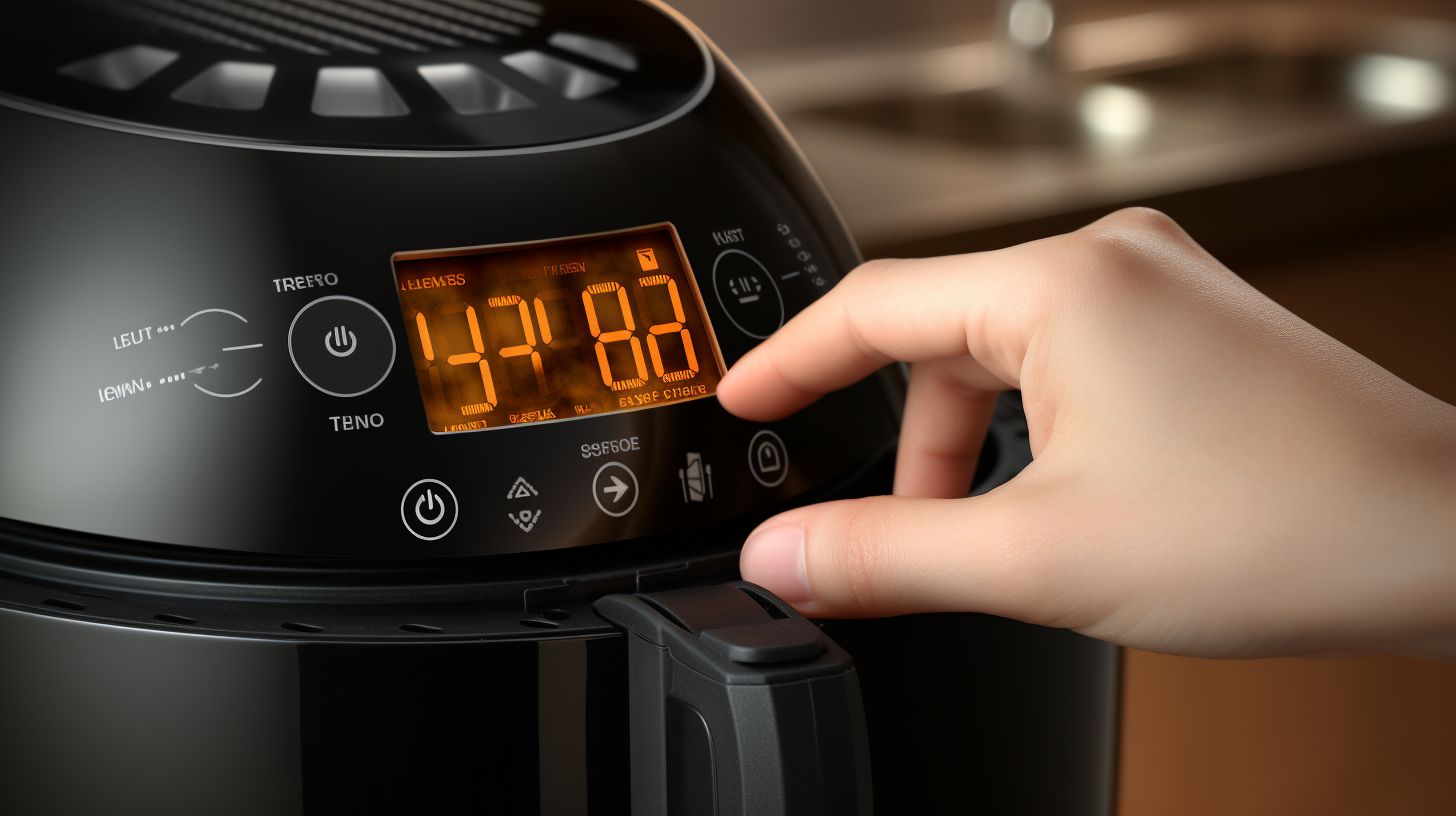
left=717, top=208, right=1456, bottom=661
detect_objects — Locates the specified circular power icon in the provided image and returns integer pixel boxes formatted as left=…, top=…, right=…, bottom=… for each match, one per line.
left=289, top=295, right=396, bottom=398
left=401, top=478, right=458, bottom=541
left=748, top=430, right=789, bottom=488
left=592, top=461, right=640, bottom=518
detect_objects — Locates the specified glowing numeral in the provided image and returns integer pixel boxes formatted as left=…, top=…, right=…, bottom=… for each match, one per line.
left=638, top=274, right=699, bottom=383
left=436, top=305, right=496, bottom=411
left=488, top=294, right=547, bottom=395
left=533, top=289, right=579, bottom=349
left=582, top=281, right=647, bottom=391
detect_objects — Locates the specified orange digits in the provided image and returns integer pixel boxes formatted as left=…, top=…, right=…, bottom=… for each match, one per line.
left=489, top=294, right=547, bottom=395
left=583, top=281, right=648, bottom=391
left=638, top=274, right=699, bottom=382
left=439, top=305, right=498, bottom=411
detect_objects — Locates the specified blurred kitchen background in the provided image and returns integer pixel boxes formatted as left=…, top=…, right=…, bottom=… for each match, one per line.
left=672, top=0, right=1456, bottom=813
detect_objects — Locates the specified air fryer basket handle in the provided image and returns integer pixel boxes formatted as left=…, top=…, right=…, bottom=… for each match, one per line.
left=595, top=582, right=873, bottom=816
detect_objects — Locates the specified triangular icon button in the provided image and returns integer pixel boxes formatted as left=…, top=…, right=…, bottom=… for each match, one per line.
left=506, top=477, right=539, bottom=500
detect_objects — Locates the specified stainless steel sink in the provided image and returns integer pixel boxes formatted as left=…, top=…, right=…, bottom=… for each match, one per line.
left=743, top=3, right=1456, bottom=252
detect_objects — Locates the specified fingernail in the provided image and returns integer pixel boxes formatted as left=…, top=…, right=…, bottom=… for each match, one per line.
left=741, top=525, right=811, bottom=603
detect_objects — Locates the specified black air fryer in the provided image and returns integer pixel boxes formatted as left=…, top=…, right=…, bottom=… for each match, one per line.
left=0, top=1, right=1118, bottom=813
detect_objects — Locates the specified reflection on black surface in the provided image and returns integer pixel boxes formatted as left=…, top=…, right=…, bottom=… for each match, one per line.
left=296, top=638, right=629, bottom=814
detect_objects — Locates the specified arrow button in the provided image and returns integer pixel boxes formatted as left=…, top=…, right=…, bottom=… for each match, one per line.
left=603, top=475, right=629, bottom=503
left=592, top=461, right=639, bottom=518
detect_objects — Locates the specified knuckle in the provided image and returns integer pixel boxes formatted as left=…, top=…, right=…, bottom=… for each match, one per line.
left=972, top=493, right=1070, bottom=618
left=1096, top=206, right=1185, bottom=241
left=1064, top=208, right=1188, bottom=292
left=839, top=258, right=902, bottom=300
left=820, top=499, right=890, bottom=609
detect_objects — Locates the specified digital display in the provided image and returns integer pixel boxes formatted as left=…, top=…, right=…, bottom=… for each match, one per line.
left=393, top=224, right=725, bottom=434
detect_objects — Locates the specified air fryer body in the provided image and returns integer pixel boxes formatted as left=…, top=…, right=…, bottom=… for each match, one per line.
left=0, top=1, right=1117, bottom=813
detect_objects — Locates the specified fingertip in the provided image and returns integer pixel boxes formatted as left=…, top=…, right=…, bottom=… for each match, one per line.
left=714, top=361, right=754, bottom=416
left=740, top=523, right=812, bottom=604
left=716, top=351, right=817, bottom=421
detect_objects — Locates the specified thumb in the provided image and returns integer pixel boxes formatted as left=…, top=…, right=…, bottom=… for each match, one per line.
left=739, top=485, right=1076, bottom=622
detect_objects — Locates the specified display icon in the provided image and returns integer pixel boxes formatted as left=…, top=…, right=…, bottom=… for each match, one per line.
left=506, top=476, right=539, bottom=500
left=727, top=275, right=762, bottom=304
left=636, top=247, right=659, bottom=271
left=678, top=451, right=714, bottom=503
left=324, top=325, right=357, bottom=358
left=602, top=475, right=629, bottom=503
left=504, top=476, right=542, bottom=532
left=508, top=508, right=541, bottom=533
left=748, top=430, right=789, bottom=488
left=713, top=249, right=785, bottom=340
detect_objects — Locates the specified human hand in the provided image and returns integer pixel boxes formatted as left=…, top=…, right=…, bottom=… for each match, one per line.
left=718, top=209, right=1456, bottom=660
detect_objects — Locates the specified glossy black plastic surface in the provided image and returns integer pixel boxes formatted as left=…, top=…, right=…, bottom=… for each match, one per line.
left=0, top=50, right=898, bottom=559
left=0, top=0, right=709, bottom=150
left=0, top=12, right=1118, bottom=815
left=0, top=403, right=1115, bottom=816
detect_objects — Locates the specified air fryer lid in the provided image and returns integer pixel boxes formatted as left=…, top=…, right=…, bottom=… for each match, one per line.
left=0, top=0, right=709, bottom=149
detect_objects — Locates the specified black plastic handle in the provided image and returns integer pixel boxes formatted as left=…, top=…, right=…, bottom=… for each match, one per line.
left=595, top=582, right=873, bottom=816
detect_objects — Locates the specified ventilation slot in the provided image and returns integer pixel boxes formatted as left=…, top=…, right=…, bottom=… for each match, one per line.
left=311, top=66, right=409, bottom=116
left=172, top=61, right=276, bottom=109
left=519, top=617, right=559, bottom=630
left=548, top=32, right=637, bottom=72
left=100, top=0, right=545, bottom=55
left=418, top=62, right=532, bottom=114
left=334, top=0, right=505, bottom=48
left=43, top=598, right=86, bottom=611
left=501, top=50, right=618, bottom=100
left=154, top=613, right=198, bottom=625
left=126, top=0, right=331, bottom=55
left=58, top=45, right=179, bottom=90
left=399, top=623, right=443, bottom=634
left=281, top=621, right=326, bottom=633
left=377, top=0, right=529, bottom=39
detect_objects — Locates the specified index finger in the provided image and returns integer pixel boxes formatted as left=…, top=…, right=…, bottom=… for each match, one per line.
left=716, top=241, right=1053, bottom=421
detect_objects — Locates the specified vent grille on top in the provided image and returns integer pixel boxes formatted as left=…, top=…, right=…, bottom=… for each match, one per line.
left=1, top=0, right=709, bottom=150
left=105, top=0, right=544, bottom=56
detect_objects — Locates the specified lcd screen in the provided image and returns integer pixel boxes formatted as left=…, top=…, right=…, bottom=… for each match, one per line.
left=393, top=224, right=725, bottom=434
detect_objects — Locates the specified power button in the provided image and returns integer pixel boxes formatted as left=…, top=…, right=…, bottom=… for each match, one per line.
left=289, top=295, right=396, bottom=398
left=400, top=478, right=459, bottom=541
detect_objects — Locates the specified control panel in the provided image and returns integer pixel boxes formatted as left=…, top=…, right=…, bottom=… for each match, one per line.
left=0, top=89, right=901, bottom=560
